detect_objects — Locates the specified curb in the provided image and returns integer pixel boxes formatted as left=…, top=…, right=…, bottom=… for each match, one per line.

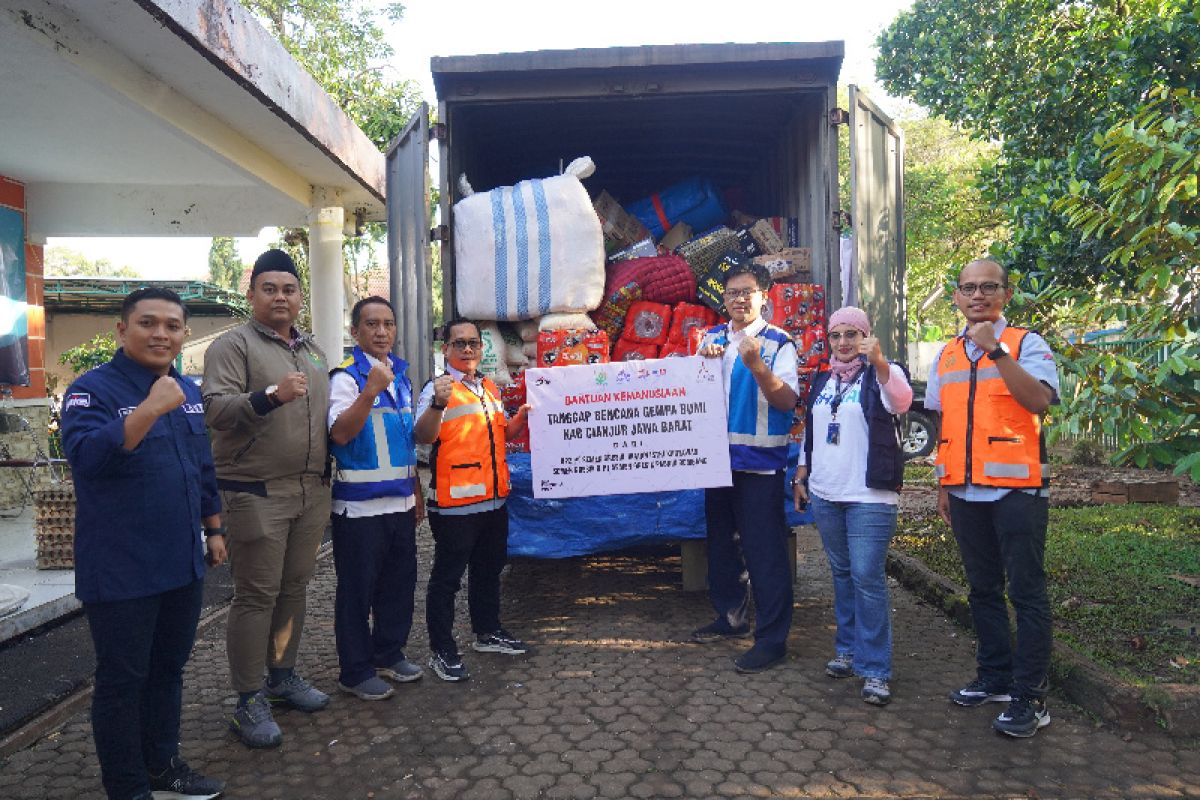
left=886, top=548, right=1200, bottom=737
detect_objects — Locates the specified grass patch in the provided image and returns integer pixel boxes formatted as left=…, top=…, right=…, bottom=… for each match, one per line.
left=893, top=505, right=1200, bottom=685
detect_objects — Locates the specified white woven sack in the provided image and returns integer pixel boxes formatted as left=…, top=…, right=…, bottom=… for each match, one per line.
left=454, top=157, right=604, bottom=321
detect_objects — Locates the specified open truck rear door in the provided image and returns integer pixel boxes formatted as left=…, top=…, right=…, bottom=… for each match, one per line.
left=848, top=85, right=906, bottom=358
left=385, top=102, right=435, bottom=391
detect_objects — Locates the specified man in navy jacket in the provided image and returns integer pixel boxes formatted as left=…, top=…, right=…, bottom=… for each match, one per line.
left=62, top=287, right=226, bottom=800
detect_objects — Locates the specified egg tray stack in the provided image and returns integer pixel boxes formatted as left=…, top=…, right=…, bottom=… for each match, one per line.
left=33, top=482, right=76, bottom=570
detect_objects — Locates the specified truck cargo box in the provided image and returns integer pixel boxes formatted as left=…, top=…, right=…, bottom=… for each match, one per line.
left=387, top=42, right=904, bottom=391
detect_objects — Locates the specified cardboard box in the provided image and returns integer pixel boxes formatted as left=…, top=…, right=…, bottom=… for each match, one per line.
left=594, top=190, right=651, bottom=249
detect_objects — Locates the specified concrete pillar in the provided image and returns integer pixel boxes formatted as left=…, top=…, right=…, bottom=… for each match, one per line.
left=309, top=187, right=344, bottom=363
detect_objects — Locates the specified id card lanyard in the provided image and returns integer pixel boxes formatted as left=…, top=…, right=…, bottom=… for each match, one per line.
left=826, top=371, right=860, bottom=445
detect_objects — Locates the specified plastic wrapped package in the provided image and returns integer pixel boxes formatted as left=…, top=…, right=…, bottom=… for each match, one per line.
left=695, top=251, right=747, bottom=313
left=502, top=375, right=530, bottom=453
left=536, top=328, right=610, bottom=367
left=538, top=312, right=596, bottom=331
left=677, top=226, right=740, bottom=281
left=612, top=338, right=660, bottom=361
left=659, top=341, right=690, bottom=358
left=477, top=322, right=513, bottom=385
left=516, top=320, right=540, bottom=342
left=621, top=301, right=672, bottom=345
left=454, top=157, right=604, bottom=321
left=591, top=280, right=643, bottom=345
left=667, top=303, right=719, bottom=345
left=626, top=177, right=728, bottom=240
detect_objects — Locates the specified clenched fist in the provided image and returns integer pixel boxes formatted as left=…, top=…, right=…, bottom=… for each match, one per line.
left=431, top=374, right=454, bottom=407
left=146, top=375, right=185, bottom=416
left=274, top=371, right=308, bottom=404
left=364, top=363, right=395, bottom=397
left=965, top=321, right=999, bottom=353
left=737, top=335, right=764, bottom=368
left=859, top=336, right=887, bottom=370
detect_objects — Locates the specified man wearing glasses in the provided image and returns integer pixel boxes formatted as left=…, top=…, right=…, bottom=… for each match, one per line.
left=414, top=317, right=530, bottom=682
left=925, top=258, right=1059, bottom=738
left=689, top=257, right=800, bottom=674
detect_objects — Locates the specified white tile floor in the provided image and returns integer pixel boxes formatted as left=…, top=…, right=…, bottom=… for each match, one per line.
left=0, top=507, right=79, bottom=643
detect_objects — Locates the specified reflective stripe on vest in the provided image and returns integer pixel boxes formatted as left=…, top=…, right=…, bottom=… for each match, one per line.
left=431, top=377, right=510, bottom=508
left=329, top=351, right=418, bottom=502
left=933, top=326, right=1047, bottom=488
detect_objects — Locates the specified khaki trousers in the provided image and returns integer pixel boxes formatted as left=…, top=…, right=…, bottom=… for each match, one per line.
left=222, top=476, right=331, bottom=693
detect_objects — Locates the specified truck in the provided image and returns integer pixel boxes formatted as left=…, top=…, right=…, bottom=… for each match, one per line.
left=385, top=42, right=905, bottom=396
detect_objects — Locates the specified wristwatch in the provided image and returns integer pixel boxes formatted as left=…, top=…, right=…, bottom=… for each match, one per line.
left=265, top=384, right=281, bottom=406
left=203, top=525, right=227, bottom=538
left=989, top=342, right=1011, bottom=361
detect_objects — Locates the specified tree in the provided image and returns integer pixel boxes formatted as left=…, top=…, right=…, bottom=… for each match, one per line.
left=59, top=333, right=116, bottom=376
left=1053, top=87, right=1200, bottom=476
left=44, top=247, right=139, bottom=278
left=241, top=1, right=425, bottom=305
left=901, top=115, right=1005, bottom=341
left=207, top=237, right=242, bottom=290
left=876, top=0, right=1200, bottom=290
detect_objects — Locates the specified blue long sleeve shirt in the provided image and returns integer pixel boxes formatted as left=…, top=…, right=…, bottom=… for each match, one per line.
left=61, top=349, right=220, bottom=603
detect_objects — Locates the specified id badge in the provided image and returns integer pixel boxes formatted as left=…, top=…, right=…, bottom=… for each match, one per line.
left=826, top=421, right=841, bottom=445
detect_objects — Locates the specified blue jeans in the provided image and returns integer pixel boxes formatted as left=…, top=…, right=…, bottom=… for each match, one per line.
left=809, top=495, right=897, bottom=679
left=331, top=509, right=418, bottom=686
left=704, top=471, right=793, bottom=652
left=949, top=490, right=1052, bottom=699
left=84, top=578, right=204, bottom=800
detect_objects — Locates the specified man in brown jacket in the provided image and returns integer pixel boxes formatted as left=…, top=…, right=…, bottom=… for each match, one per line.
left=202, top=249, right=332, bottom=748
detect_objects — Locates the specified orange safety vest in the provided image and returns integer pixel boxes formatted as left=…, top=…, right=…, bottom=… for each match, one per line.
left=934, top=326, right=1048, bottom=488
left=430, top=375, right=510, bottom=508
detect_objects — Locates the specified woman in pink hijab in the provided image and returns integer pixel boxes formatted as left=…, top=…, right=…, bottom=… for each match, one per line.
left=794, top=306, right=912, bottom=706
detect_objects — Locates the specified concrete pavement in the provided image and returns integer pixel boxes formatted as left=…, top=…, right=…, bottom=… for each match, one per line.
left=1, top=525, right=1196, bottom=799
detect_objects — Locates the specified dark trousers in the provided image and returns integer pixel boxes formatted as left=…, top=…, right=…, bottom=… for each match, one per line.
left=84, top=578, right=204, bottom=800
left=949, top=490, right=1052, bottom=699
left=704, top=471, right=793, bottom=652
left=426, top=507, right=508, bottom=656
left=331, top=509, right=418, bottom=686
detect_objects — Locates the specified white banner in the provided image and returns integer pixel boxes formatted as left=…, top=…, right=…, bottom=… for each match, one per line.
left=526, top=356, right=731, bottom=498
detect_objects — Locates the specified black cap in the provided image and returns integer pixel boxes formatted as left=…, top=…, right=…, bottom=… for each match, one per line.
left=251, top=249, right=299, bottom=281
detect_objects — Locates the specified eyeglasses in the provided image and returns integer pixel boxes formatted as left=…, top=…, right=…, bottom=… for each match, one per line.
left=956, top=282, right=1007, bottom=297
left=722, top=288, right=761, bottom=300
left=448, top=339, right=482, bottom=351
left=827, top=330, right=862, bottom=342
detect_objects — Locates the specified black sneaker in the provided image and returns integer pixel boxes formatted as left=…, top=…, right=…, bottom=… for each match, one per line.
left=148, top=755, right=225, bottom=799
left=690, top=619, right=752, bottom=644
left=472, top=628, right=528, bottom=655
left=993, top=696, right=1051, bottom=738
left=949, top=677, right=1012, bottom=707
left=429, top=651, right=469, bottom=682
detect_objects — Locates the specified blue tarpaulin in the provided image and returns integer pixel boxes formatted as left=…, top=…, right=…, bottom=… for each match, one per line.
left=506, top=444, right=813, bottom=558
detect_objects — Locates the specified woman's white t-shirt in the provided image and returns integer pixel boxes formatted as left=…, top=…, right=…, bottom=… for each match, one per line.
left=803, top=364, right=913, bottom=505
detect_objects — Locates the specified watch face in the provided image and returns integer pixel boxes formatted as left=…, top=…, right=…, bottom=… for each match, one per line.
left=266, top=384, right=278, bottom=394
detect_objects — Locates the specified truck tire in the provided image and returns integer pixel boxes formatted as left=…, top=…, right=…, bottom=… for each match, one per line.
left=901, top=409, right=938, bottom=460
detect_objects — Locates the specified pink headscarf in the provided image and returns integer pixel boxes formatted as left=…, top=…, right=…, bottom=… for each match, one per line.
left=827, top=306, right=872, bottom=381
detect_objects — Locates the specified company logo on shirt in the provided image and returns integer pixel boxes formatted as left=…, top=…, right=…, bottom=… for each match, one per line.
left=182, top=403, right=204, bottom=414
left=118, top=406, right=137, bottom=417
left=64, top=393, right=91, bottom=410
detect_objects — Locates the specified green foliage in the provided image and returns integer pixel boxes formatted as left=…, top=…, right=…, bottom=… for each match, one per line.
left=876, top=0, right=1200, bottom=289
left=1050, top=87, right=1200, bottom=476
left=58, top=333, right=116, bottom=376
left=44, top=247, right=139, bottom=278
left=901, top=115, right=1006, bottom=340
left=241, top=1, right=425, bottom=304
left=894, top=505, right=1200, bottom=685
left=207, top=237, right=242, bottom=290
left=242, top=0, right=422, bottom=151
